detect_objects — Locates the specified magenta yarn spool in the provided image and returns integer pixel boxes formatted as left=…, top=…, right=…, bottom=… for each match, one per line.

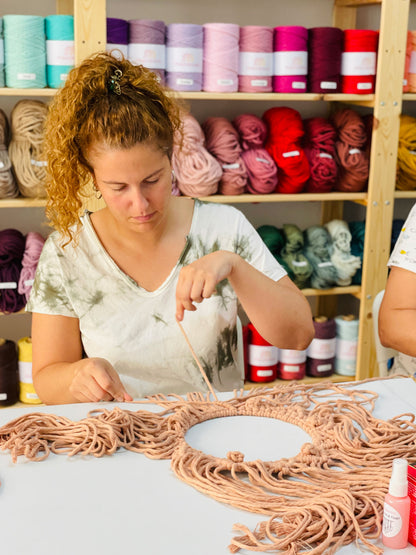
left=238, top=25, right=273, bottom=93
left=308, top=27, right=343, bottom=93
left=203, top=23, right=240, bottom=92
left=0, top=339, right=19, bottom=406
left=166, top=23, right=203, bottom=91
left=273, top=26, right=308, bottom=93
left=306, top=317, right=336, bottom=377
left=128, top=19, right=166, bottom=82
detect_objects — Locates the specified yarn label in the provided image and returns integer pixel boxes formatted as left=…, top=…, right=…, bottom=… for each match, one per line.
left=176, top=78, right=194, bottom=85
left=282, top=150, right=300, bottom=158
left=341, top=52, right=376, bottom=76
left=18, top=361, right=33, bottom=384
left=106, top=44, right=128, bottom=59
left=239, top=52, right=273, bottom=76
left=256, top=369, right=274, bottom=377
left=336, top=338, right=358, bottom=359
left=409, top=51, right=416, bottom=74
left=250, top=79, right=268, bottom=87
left=166, top=46, right=203, bottom=73
left=273, top=51, right=307, bottom=76
left=279, top=349, right=306, bottom=364
left=318, top=153, right=333, bottom=160
left=307, top=338, right=336, bottom=360
left=357, top=82, right=372, bottom=90
left=0, top=393, right=7, bottom=401
left=0, top=39, right=3, bottom=64
left=318, top=262, right=333, bottom=267
left=217, top=78, right=235, bottom=86
left=46, top=40, right=75, bottom=66
left=382, top=503, right=403, bottom=538
left=17, top=73, right=36, bottom=81
left=292, top=81, right=306, bottom=89
left=320, top=81, right=337, bottom=89
left=0, top=282, right=17, bottom=289
left=128, top=43, right=166, bottom=69
left=249, top=344, right=278, bottom=366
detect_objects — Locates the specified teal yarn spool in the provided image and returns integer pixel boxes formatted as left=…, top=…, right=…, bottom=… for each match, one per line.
left=257, top=224, right=294, bottom=280
left=349, top=220, right=365, bottom=285
left=0, top=19, right=5, bottom=87
left=4, top=15, right=46, bottom=88
left=334, top=315, right=359, bottom=376
left=45, top=15, right=74, bottom=88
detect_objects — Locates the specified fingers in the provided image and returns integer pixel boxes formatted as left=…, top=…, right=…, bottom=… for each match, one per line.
left=71, top=358, right=132, bottom=403
left=176, top=269, right=217, bottom=321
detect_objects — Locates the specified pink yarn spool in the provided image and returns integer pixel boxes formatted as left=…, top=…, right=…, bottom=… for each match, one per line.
left=17, top=231, right=45, bottom=301
left=273, top=26, right=308, bottom=93
left=238, top=26, right=273, bottom=93
left=128, top=19, right=166, bottom=82
left=242, top=149, right=278, bottom=194
left=166, top=24, right=203, bottom=92
left=203, top=23, right=240, bottom=92
left=277, top=349, right=307, bottom=380
left=233, top=113, right=268, bottom=150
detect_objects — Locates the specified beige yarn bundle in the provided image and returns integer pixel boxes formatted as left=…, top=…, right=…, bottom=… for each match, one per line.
left=8, top=99, right=48, bottom=198
left=1, top=376, right=416, bottom=555
left=0, top=108, right=18, bottom=198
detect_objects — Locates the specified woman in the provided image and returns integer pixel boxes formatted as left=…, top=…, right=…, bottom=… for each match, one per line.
left=27, top=52, right=314, bottom=404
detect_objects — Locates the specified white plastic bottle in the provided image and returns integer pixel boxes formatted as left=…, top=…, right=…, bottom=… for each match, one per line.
left=382, top=458, right=411, bottom=549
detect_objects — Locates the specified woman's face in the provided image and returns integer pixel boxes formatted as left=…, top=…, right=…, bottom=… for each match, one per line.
left=88, top=141, right=172, bottom=234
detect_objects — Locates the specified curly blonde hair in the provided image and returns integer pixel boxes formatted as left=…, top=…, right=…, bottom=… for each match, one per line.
left=43, top=51, right=183, bottom=243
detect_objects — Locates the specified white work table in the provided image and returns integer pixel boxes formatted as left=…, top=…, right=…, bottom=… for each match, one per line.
left=0, top=378, right=415, bottom=555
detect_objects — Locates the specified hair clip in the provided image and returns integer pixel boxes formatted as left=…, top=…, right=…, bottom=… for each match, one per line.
left=108, top=68, right=122, bottom=95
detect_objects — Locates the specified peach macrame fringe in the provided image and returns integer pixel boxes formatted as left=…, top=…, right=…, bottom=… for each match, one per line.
left=1, top=376, right=416, bottom=555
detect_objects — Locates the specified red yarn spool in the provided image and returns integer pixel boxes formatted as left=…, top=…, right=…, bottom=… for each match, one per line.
left=247, top=323, right=278, bottom=382
left=277, top=349, right=306, bottom=380
left=341, top=30, right=379, bottom=94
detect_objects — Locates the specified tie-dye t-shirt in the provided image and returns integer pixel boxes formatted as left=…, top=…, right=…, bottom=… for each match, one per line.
left=27, top=200, right=286, bottom=398
left=389, top=203, right=416, bottom=272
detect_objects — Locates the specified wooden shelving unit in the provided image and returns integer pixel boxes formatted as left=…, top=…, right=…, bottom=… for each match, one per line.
left=0, top=0, right=412, bottom=388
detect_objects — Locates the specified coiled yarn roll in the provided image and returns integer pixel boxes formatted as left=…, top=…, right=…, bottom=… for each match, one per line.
left=232, top=114, right=268, bottom=150
left=397, top=114, right=416, bottom=191
left=8, top=99, right=48, bottom=198
left=0, top=228, right=26, bottom=314
left=0, top=339, right=19, bottom=406
left=303, top=117, right=338, bottom=193
left=241, top=149, right=278, bottom=194
left=0, top=108, right=18, bottom=199
left=280, top=224, right=313, bottom=289
left=256, top=224, right=294, bottom=280
left=325, top=220, right=361, bottom=286
left=348, top=221, right=365, bottom=285
left=306, top=316, right=336, bottom=377
left=202, top=117, right=248, bottom=195
left=263, top=107, right=310, bottom=194
left=17, top=231, right=45, bottom=301
left=304, top=225, right=337, bottom=289
left=332, top=108, right=369, bottom=192
left=172, top=113, right=222, bottom=196
left=0, top=18, right=4, bottom=87
left=334, top=315, right=359, bottom=376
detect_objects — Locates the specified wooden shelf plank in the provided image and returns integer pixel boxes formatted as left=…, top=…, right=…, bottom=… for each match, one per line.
left=244, top=374, right=356, bottom=390
left=403, top=94, right=416, bottom=101
left=301, top=286, right=361, bottom=297
left=174, top=92, right=322, bottom=101
left=334, top=0, right=381, bottom=6
left=0, top=198, right=47, bottom=208
left=395, top=191, right=416, bottom=198
left=196, top=192, right=368, bottom=203
left=323, top=93, right=375, bottom=107
left=0, top=88, right=56, bottom=96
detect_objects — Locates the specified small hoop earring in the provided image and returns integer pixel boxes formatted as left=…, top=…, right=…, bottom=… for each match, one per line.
left=171, top=169, right=176, bottom=183
left=92, top=183, right=102, bottom=200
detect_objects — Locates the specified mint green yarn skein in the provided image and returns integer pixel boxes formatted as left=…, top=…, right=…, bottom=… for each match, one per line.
left=4, top=15, right=46, bottom=89
left=45, top=15, right=74, bottom=88
left=0, top=19, right=5, bottom=87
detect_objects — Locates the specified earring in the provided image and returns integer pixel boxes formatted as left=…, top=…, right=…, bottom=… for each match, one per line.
left=92, top=183, right=102, bottom=199
left=171, top=169, right=176, bottom=183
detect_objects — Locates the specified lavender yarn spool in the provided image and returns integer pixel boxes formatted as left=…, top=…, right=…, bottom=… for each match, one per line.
left=0, top=339, right=19, bottom=406
left=128, top=19, right=166, bottom=82
left=166, top=24, right=203, bottom=91
left=306, top=316, right=336, bottom=377
left=107, top=17, right=129, bottom=59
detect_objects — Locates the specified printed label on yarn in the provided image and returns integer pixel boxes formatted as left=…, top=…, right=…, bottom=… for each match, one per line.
left=318, top=262, right=333, bottom=268
left=341, top=51, right=376, bottom=76
left=217, top=78, right=235, bottom=86
left=320, top=81, right=337, bottom=89
left=249, top=344, right=278, bottom=366
left=166, top=46, right=203, bottom=73
left=307, top=338, right=336, bottom=360
left=0, top=282, right=17, bottom=289
left=106, top=44, right=128, bottom=59
left=273, top=51, right=307, bottom=76
left=292, top=81, right=306, bottom=89
left=46, top=40, right=75, bottom=66
left=176, top=78, right=194, bottom=85
left=250, top=79, right=268, bottom=87
left=222, top=163, right=240, bottom=169
left=255, top=157, right=270, bottom=164
left=0, top=161, right=4, bottom=169
left=60, top=73, right=68, bottom=81
left=282, top=150, right=300, bottom=158
left=31, top=159, right=47, bottom=167
left=349, top=149, right=361, bottom=155
left=239, top=52, right=273, bottom=76
left=318, top=153, right=333, bottom=160
left=382, top=503, right=403, bottom=538
left=256, top=369, right=274, bottom=377
left=17, top=73, right=36, bottom=81
left=18, top=361, right=33, bottom=384
left=336, top=338, right=358, bottom=359
left=128, top=43, right=166, bottom=69
left=0, top=393, right=7, bottom=401
left=409, top=51, right=416, bottom=74
left=279, top=349, right=307, bottom=364
left=317, top=363, right=332, bottom=372
left=357, top=82, right=372, bottom=90
left=292, top=260, right=307, bottom=267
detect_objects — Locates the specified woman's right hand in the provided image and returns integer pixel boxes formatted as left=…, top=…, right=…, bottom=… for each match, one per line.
left=69, top=357, right=133, bottom=403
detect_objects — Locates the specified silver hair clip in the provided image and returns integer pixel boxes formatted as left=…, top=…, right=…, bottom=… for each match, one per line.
left=109, top=68, right=122, bottom=95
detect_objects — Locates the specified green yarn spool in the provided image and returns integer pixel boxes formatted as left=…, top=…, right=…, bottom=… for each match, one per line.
left=257, top=224, right=294, bottom=280
left=0, top=19, right=4, bottom=87
left=348, top=221, right=365, bottom=285
left=281, top=224, right=313, bottom=289
left=304, top=225, right=338, bottom=289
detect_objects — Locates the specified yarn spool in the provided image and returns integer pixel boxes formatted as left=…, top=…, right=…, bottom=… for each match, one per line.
left=4, top=15, right=47, bottom=88
left=166, top=24, right=203, bottom=92
left=45, top=15, right=74, bottom=88
left=325, top=219, right=361, bottom=286
left=238, top=26, right=273, bottom=93
left=106, top=17, right=129, bottom=59
left=0, top=108, right=18, bottom=199
left=203, top=23, right=240, bottom=93
left=8, top=99, right=48, bottom=198
left=277, top=348, right=307, bottom=380
left=308, top=27, right=343, bottom=93
left=335, top=315, right=359, bottom=376
left=18, top=336, right=41, bottom=404
left=304, top=225, right=338, bottom=289
left=348, top=220, right=365, bottom=285
left=403, top=31, right=413, bottom=93
left=306, top=316, right=336, bottom=377
left=273, top=26, right=308, bottom=93
left=128, top=19, right=166, bottom=82
left=0, top=228, right=26, bottom=314
left=303, top=117, right=338, bottom=193
left=247, top=323, right=278, bottom=382
left=341, top=29, right=379, bottom=94
left=0, top=338, right=19, bottom=406
left=0, top=18, right=4, bottom=87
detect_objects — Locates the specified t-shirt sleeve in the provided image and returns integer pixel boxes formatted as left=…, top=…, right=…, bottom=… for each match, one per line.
left=388, top=203, right=416, bottom=274
left=236, top=210, right=287, bottom=282
left=25, top=235, right=77, bottom=317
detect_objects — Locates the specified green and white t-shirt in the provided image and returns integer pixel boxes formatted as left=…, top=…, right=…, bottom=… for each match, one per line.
left=27, top=200, right=286, bottom=398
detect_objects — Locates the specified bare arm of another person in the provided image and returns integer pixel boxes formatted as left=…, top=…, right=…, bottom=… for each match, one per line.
left=176, top=251, right=314, bottom=350
left=32, top=313, right=133, bottom=404
left=379, top=266, right=416, bottom=356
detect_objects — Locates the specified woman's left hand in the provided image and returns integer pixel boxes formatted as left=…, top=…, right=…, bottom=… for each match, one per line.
left=175, top=250, right=237, bottom=321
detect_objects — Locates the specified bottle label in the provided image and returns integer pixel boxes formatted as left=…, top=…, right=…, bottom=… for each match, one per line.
left=382, top=502, right=403, bottom=538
